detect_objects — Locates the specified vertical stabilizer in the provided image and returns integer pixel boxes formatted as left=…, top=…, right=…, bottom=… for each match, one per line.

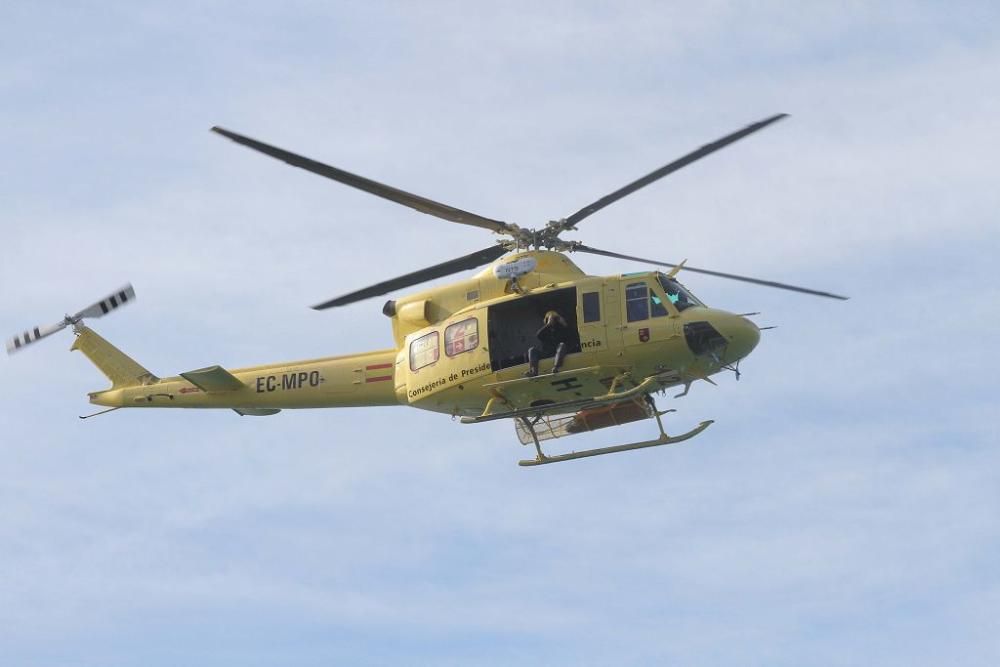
left=71, top=325, right=158, bottom=388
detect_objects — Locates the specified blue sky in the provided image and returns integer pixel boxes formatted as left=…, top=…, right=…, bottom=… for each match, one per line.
left=2, top=2, right=999, bottom=665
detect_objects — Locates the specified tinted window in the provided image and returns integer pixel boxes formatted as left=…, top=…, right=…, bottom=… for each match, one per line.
left=582, top=292, right=601, bottom=323
left=409, top=331, right=439, bottom=371
left=650, top=290, right=669, bottom=317
left=658, top=274, right=704, bottom=311
left=625, top=283, right=649, bottom=322
left=445, top=318, right=479, bottom=357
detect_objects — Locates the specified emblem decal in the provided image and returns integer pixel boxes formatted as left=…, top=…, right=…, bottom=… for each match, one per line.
left=638, top=327, right=650, bottom=342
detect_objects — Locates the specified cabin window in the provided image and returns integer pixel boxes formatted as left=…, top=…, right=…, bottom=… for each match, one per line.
left=582, top=292, right=601, bottom=323
left=409, top=331, right=439, bottom=371
left=625, top=283, right=649, bottom=322
left=445, top=318, right=479, bottom=357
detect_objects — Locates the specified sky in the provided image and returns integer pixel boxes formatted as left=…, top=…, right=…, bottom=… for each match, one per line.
left=1, top=2, right=999, bottom=665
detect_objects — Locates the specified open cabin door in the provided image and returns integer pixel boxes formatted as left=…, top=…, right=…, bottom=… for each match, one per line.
left=486, top=288, right=582, bottom=373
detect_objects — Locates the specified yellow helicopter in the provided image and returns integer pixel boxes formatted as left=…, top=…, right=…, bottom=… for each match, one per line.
left=7, top=114, right=846, bottom=466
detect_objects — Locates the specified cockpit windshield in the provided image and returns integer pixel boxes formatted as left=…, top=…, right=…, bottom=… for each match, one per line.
left=657, top=273, right=704, bottom=311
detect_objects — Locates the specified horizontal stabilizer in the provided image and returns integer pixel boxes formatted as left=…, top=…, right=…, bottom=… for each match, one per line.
left=180, top=365, right=245, bottom=392
left=233, top=408, right=281, bottom=416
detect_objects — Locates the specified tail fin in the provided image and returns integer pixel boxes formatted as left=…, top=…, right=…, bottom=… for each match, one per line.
left=71, top=325, right=158, bottom=388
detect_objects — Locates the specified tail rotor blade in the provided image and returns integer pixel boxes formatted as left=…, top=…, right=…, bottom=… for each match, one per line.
left=73, top=284, right=136, bottom=320
left=6, top=321, right=70, bottom=355
left=7, top=283, right=138, bottom=356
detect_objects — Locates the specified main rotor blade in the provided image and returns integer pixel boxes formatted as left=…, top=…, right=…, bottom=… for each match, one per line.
left=563, top=114, right=788, bottom=228
left=573, top=245, right=848, bottom=300
left=211, top=127, right=512, bottom=234
left=313, top=245, right=509, bottom=309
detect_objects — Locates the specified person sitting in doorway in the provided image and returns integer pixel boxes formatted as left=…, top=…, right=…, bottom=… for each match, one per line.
left=525, top=309, right=571, bottom=377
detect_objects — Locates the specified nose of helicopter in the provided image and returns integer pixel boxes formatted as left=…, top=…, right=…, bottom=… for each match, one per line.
left=710, top=311, right=760, bottom=364
left=682, top=310, right=761, bottom=363
left=716, top=312, right=760, bottom=361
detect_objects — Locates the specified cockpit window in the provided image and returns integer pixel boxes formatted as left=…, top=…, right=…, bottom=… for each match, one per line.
left=627, top=281, right=669, bottom=320
left=657, top=274, right=704, bottom=311
left=649, top=292, right=668, bottom=318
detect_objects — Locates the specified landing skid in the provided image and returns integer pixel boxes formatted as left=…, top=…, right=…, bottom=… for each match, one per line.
left=518, top=419, right=713, bottom=466
left=516, top=394, right=713, bottom=467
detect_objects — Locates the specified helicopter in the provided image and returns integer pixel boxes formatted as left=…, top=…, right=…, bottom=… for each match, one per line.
left=7, top=113, right=846, bottom=466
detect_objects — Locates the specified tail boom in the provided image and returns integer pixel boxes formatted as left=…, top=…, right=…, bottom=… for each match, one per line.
left=82, top=340, right=401, bottom=412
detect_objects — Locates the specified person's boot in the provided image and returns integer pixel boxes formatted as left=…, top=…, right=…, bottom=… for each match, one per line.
left=551, top=342, right=567, bottom=374
left=524, top=348, right=539, bottom=377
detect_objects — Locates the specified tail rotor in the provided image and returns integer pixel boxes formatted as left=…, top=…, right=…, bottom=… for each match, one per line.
left=6, top=284, right=136, bottom=355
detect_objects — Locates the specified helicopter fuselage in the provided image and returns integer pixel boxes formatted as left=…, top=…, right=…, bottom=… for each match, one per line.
left=85, top=251, right=759, bottom=416
left=393, top=251, right=760, bottom=416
